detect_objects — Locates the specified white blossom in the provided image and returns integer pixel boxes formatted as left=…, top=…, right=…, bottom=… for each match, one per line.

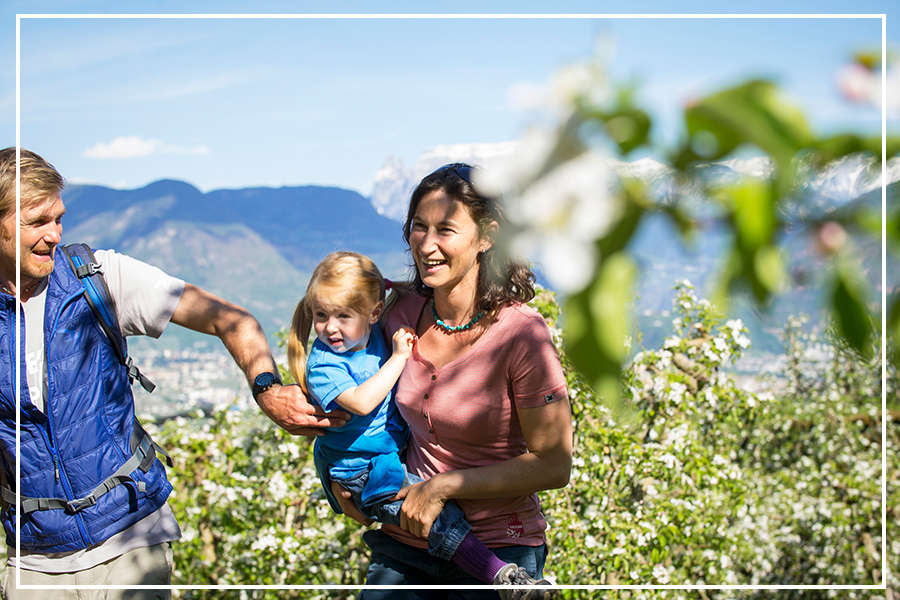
left=502, top=151, right=622, bottom=293
left=250, top=533, right=279, bottom=552
left=659, top=453, right=678, bottom=470
left=652, top=564, right=671, bottom=584
left=267, top=470, right=290, bottom=503
left=668, top=381, right=687, bottom=404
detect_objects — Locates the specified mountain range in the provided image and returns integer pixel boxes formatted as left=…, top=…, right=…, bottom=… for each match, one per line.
left=61, top=179, right=410, bottom=348
left=58, top=153, right=897, bottom=360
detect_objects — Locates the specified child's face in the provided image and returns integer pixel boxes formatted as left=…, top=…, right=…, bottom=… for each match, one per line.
left=312, top=302, right=381, bottom=354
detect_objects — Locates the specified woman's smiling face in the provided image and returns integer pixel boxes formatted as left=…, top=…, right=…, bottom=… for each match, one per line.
left=408, top=189, right=493, bottom=296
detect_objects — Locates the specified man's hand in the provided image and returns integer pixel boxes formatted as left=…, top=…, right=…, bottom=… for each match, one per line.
left=169, top=283, right=350, bottom=435
left=256, top=383, right=350, bottom=436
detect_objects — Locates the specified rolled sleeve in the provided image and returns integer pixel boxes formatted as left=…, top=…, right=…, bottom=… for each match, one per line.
left=93, top=249, right=185, bottom=338
left=508, top=312, right=568, bottom=409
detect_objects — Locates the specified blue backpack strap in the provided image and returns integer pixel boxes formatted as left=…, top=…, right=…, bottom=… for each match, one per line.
left=59, top=243, right=156, bottom=393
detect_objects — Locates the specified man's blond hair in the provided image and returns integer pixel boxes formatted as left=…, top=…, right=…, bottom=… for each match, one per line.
left=0, top=147, right=65, bottom=220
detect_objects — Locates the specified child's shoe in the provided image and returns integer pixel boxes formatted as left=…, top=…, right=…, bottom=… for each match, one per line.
left=493, top=564, right=557, bottom=599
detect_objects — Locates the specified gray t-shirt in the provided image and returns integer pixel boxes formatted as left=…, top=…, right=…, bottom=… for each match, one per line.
left=12, top=249, right=185, bottom=572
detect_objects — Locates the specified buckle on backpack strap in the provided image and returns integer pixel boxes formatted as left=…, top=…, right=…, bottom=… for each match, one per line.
left=126, top=357, right=157, bottom=393
left=65, top=494, right=97, bottom=514
left=73, top=263, right=102, bottom=278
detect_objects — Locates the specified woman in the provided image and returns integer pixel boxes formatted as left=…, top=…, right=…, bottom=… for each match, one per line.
left=335, top=163, right=572, bottom=599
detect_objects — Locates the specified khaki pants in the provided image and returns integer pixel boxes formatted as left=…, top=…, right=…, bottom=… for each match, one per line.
left=1, top=542, right=173, bottom=600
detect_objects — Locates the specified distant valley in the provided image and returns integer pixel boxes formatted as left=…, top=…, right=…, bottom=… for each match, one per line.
left=57, top=161, right=895, bottom=412
left=61, top=172, right=894, bottom=356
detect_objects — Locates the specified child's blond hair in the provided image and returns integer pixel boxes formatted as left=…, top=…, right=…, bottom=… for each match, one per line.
left=288, top=251, right=387, bottom=392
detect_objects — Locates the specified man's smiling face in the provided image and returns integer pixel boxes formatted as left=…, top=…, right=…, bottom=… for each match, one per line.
left=0, top=192, right=65, bottom=293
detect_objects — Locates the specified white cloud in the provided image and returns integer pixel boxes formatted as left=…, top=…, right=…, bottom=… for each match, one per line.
left=83, top=136, right=210, bottom=159
left=67, top=177, right=131, bottom=189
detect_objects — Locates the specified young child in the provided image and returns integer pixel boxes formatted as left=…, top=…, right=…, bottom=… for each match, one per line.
left=288, top=251, right=555, bottom=599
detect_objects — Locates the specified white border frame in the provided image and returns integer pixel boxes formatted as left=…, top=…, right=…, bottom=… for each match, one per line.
left=13, top=11, right=890, bottom=595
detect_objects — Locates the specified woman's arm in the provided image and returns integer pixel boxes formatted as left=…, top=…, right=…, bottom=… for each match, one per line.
left=395, top=396, right=573, bottom=539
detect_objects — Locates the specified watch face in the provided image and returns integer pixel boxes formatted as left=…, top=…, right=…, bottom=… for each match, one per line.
left=255, top=372, right=278, bottom=387
left=253, top=372, right=281, bottom=399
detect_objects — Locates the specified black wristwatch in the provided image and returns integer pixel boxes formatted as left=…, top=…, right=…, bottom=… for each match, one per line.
left=252, top=372, right=282, bottom=402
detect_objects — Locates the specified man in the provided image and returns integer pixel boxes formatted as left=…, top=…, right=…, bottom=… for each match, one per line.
left=0, top=147, right=348, bottom=599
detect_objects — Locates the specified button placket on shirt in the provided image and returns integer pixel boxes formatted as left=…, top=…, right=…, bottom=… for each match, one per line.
left=424, top=373, right=437, bottom=437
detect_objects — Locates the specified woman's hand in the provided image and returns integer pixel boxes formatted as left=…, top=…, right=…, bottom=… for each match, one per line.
left=395, top=475, right=449, bottom=539
left=331, top=480, right=374, bottom=526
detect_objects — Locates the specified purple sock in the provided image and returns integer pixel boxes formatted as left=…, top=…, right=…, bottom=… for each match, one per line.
left=449, top=531, right=510, bottom=583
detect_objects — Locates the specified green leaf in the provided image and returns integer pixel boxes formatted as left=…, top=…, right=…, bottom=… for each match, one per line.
left=889, top=290, right=900, bottom=369
left=811, top=133, right=900, bottom=164
left=593, top=107, right=652, bottom=155
left=831, top=267, right=874, bottom=357
left=853, top=206, right=888, bottom=241
left=590, top=255, right=637, bottom=361
left=711, top=249, right=741, bottom=315
left=673, top=79, right=814, bottom=180
left=597, top=181, right=647, bottom=258
left=888, top=203, right=900, bottom=253
left=564, top=252, right=637, bottom=412
left=754, top=244, right=785, bottom=295
left=710, top=179, right=784, bottom=303
left=579, top=81, right=653, bottom=155
left=729, top=179, right=778, bottom=251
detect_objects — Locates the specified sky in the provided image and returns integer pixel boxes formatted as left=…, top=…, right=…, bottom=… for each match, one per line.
left=3, top=1, right=897, bottom=197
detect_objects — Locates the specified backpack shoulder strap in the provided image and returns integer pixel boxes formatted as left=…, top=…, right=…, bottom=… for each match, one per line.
left=59, top=243, right=156, bottom=393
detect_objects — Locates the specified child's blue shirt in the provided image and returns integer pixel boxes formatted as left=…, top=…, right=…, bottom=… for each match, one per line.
left=306, top=323, right=409, bottom=512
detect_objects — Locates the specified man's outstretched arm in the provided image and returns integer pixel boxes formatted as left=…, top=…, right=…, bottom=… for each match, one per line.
left=169, top=282, right=349, bottom=435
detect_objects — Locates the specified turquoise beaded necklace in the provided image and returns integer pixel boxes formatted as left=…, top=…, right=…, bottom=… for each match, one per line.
left=431, top=297, right=483, bottom=333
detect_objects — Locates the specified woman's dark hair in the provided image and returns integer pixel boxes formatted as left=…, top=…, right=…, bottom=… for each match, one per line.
left=401, top=163, right=535, bottom=315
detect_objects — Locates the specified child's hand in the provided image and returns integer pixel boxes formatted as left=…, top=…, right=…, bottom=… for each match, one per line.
left=392, top=325, right=416, bottom=359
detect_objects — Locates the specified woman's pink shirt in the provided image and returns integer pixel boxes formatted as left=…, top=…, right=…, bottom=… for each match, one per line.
left=383, top=293, right=568, bottom=549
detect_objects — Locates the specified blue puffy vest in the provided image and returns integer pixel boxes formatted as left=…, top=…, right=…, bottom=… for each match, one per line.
left=0, top=257, right=171, bottom=553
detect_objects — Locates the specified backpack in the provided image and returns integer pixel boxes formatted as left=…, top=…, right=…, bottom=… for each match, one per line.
left=1, top=244, right=172, bottom=516
left=59, top=243, right=155, bottom=393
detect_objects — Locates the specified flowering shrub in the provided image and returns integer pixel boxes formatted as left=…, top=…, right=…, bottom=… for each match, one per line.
left=148, top=408, right=368, bottom=599
left=146, top=282, right=896, bottom=600
left=734, top=315, right=892, bottom=590
left=544, top=282, right=896, bottom=599
left=544, top=282, right=767, bottom=590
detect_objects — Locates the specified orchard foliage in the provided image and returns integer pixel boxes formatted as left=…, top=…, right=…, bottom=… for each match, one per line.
left=545, top=282, right=897, bottom=599
left=148, top=408, right=369, bottom=599
left=145, top=283, right=897, bottom=598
